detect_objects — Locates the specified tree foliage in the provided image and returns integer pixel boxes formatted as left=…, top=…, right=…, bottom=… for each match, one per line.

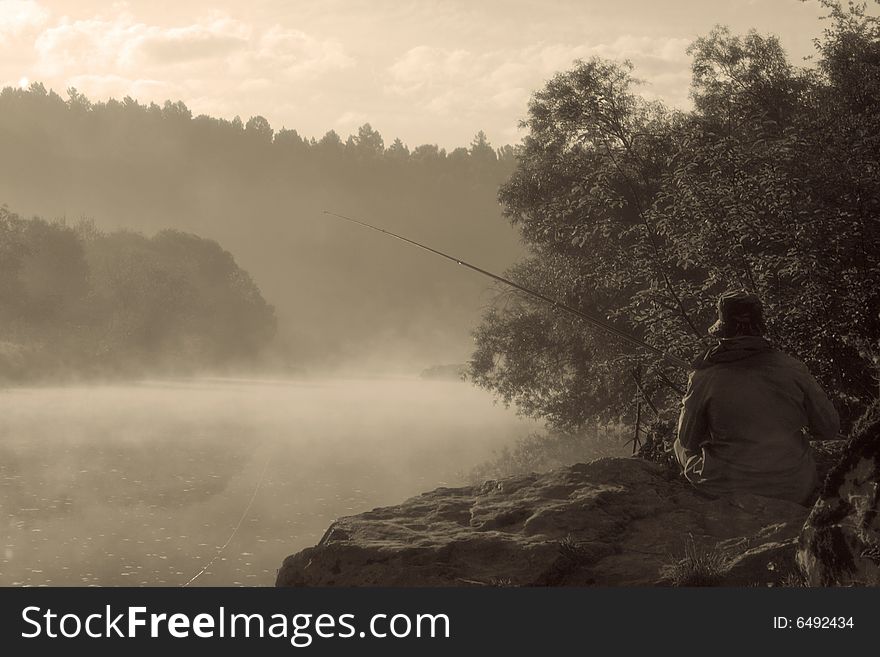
left=0, top=87, right=520, bottom=367
left=470, top=2, right=880, bottom=429
left=0, top=207, right=276, bottom=381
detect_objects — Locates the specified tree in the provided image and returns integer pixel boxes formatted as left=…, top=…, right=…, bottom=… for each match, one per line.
left=470, top=130, right=497, bottom=164
left=470, top=3, right=880, bottom=430
left=385, top=137, right=410, bottom=160
left=17, top=218, right=89, bottom=321
left=274, top=127, right=308, bottom=154
left=662, top=12, right=880, bottom=421
left=352, top=123, right=385, bottom=158
left=496, top=144, right=518, bottom=163
left=0, top=81, right=520, bottom=374
left=245, top=115, right=274, bottom=143
left=317, top=129, right=344, bottom=151
left=0, top=206, right=27, bottom=313
left=470, top=56, right=699, bottom=427
left=448, top=146, right=469, bottom=164
left=411, top=143, right=444, bottom=162
left=162, top=100, right=192, bottom=121
left=66, top=87, right=92, bottom=112
left=0, top=205, right=277, bottom=380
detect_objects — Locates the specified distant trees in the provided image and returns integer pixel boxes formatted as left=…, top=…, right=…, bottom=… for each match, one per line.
left=0, top=85, right=516, bottom=174
left=0, top=207, right=276, bottom=381
left=411, top=143, right=445, bottom=162
left=274, top=128, right=307, bottom=149
left=470, top=1, right=880, bottom=429
left=0, top=212, right=89, bottom=323
left=0, top=75, right=522, bottom=370
left=470, top=130, right=497, bottom=165
left=386, top=138, right=410, bottom=160
left=245, top=115, right=274, bottom=143
left=0, top=78, right=514, bottom=184
left=351, top=123, right=385, bottom=158
left=17, top=217, right=89, bottom=322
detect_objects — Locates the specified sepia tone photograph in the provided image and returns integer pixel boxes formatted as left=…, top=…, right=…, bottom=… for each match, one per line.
left=1, top=0, right=878, bottom=593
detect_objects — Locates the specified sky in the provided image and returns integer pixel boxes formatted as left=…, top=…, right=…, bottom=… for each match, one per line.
left=0, top=0, right=837, bottom=149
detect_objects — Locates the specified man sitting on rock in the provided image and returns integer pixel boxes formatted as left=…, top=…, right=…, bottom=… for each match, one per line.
left=674, top=290, right=840, bottom=505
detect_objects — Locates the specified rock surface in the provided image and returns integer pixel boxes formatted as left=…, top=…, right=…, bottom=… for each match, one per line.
left=276, top=457, right=811, bottom=587
left=797, top=402, right=880, bottom=586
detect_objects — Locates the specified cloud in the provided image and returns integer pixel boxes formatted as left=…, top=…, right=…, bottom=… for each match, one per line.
left=334, top=110, right=369, bottom=131
left=384, top=35, right=693, bottom=120
left=63, top=73, right=171, bottom=100
left=7, top=7, right=356, bottom=136
left=34, top=17, right=137, bottom=76
left=136, top=23, right=250, bottom=66
left=0, top=0, right=50, bottom=40
left=28, top=10, right=353, bottom=92
left=247, top=26, right=354, bottom=79
left=387, top=46, right=471, bottom=94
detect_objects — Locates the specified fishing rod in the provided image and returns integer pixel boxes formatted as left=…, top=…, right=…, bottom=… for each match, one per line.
left=322, top=211, right=690, bottom=371
left=182, top=455, right=272, bottom=587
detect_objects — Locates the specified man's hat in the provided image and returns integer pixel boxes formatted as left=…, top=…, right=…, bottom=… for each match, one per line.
left=709, top=290, right=764, bottom=336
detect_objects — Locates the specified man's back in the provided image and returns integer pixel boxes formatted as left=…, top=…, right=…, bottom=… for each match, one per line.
left=676, top=338, right=840, bottom=504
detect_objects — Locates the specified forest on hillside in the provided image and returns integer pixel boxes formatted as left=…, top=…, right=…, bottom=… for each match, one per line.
left=0, top=206, right=276, bottom=382
left=470, top=1, right=880, bottom=433
left=0, top=88, right=522, bottom=371
left=4, top=1, right=876, bottom=408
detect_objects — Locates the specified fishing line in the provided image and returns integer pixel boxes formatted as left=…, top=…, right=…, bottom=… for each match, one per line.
left=322, top=210, right=690, bottom=370
left=181, top=455, right=272, bottom=587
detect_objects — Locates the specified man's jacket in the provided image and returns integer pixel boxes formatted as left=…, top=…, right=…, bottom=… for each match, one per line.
left=675, top=336, right=840, bottom=505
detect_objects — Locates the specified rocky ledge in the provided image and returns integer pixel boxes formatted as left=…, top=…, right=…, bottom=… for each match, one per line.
left=797, top=402, right=880, bottom=586
left=277, top=403, right=880, bottom=587
left=276, top=457, right=813, bottom=587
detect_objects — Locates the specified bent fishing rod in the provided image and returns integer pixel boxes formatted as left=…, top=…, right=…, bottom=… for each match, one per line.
left=322, top=211, right=690, bottom=371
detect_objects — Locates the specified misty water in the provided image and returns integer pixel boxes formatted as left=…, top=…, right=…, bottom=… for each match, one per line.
left=0, top=377, right=537, bottom=587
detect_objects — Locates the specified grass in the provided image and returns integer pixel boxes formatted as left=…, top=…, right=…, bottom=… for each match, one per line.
left=661, top=534, right=731, bottom=587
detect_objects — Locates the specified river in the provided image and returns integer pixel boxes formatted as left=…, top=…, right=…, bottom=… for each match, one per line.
left=0, top=377, right=537, bottom=586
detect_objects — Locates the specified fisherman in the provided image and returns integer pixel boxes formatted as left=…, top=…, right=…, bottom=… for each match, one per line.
left=673, top=290, right=840, bottom=505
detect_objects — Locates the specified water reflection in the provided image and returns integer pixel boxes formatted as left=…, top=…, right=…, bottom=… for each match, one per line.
left=0, top=377, right=535, bottom=586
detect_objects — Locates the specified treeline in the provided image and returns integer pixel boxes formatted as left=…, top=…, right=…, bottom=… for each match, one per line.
left=0, top=86, right=522, bottom=370
left=0, top=85, right=515, bottom=179
left=470, top=1, right=880, bottom=429
left=0, top=206, right=276, bottom=381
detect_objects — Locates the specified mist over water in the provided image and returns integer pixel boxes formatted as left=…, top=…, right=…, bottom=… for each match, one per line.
left=0, top=376, right=536, bottom=586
